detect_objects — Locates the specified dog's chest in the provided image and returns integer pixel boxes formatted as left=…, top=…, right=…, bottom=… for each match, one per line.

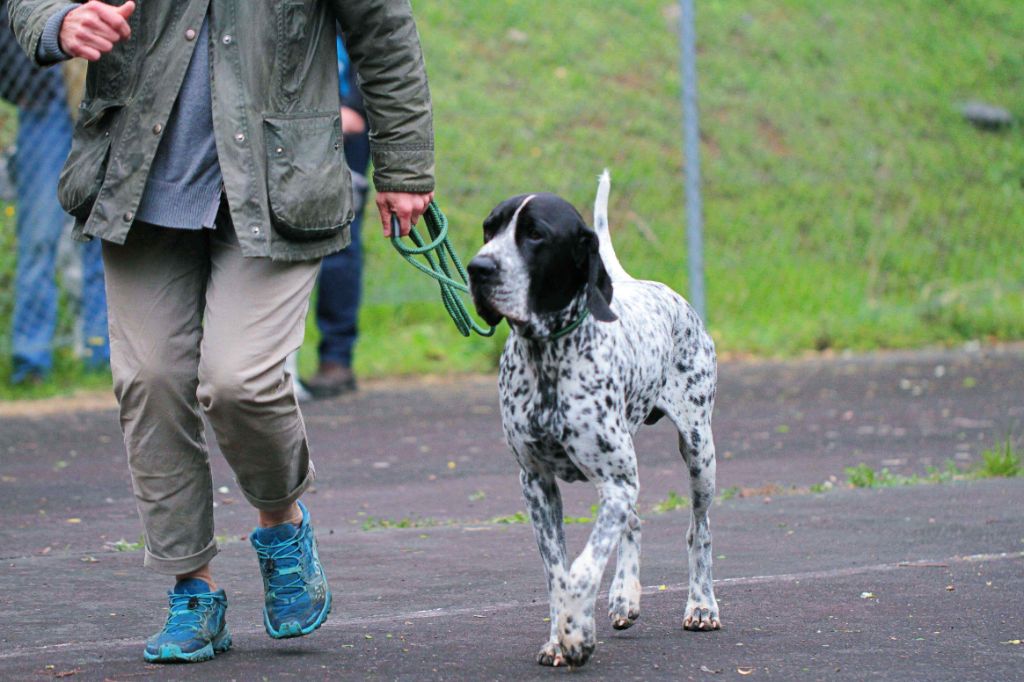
left=497, top=348, right=594, bottom=478
left=500, top=367, right=570, bottom=442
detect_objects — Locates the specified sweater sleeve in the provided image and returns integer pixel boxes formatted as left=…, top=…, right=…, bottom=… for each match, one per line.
left=35, top=4, right=74, bottom=64
left=8, top=0, right=76, bottom=65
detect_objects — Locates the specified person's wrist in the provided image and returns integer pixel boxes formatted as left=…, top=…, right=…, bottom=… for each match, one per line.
left=37, top=5, right=76, bottom=63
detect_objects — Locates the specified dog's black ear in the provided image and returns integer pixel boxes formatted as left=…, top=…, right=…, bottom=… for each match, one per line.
left=483, top=194, right=530, bottom=243
left=580, top=229, right=617, bottom=322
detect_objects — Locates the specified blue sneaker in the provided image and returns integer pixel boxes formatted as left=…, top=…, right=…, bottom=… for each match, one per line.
left=250, top=501, right=331, bottom=639
left=143, top=578, right=231, bottom=663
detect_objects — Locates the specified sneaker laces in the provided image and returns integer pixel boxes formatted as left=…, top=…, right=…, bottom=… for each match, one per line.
left=164, top=593, right=218, bottom=635
left=254, top=532, right=307, bottom=604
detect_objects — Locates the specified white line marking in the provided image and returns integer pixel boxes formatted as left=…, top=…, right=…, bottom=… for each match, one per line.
left=1, top=551, right=1019, bottom=661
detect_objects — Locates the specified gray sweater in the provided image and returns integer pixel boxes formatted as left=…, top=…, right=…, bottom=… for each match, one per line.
left=41, top=11, right=222, bottom=229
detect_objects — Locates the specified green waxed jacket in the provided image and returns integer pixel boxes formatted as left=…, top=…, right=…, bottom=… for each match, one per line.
left=9, top=0, right=434, bottom=261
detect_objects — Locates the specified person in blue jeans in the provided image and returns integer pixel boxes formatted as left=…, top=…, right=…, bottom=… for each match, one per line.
left=2, top=2, right=109, bottom=385
left=303, top=36, right=370, bottom=398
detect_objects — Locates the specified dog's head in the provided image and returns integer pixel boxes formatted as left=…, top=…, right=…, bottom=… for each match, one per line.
left=467, top=193, right=616, bottom=330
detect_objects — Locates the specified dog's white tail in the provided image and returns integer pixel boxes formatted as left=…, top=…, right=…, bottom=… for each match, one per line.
left=593, top=170, right=632, bottom=282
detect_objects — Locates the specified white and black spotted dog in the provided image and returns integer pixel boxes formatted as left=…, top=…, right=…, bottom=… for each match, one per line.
left=467, top=172, right=720, bottom=668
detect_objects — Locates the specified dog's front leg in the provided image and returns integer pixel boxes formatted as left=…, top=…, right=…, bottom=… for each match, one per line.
left=558, top=473, right=639, bottom=667
left=520, top=468, right=569, bottom=667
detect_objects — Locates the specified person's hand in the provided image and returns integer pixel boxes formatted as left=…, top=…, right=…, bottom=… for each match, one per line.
left=59, top=1, right=135, bottom=62
left=340, top=106, right=367, bottom=135
left=376, top=191, right=434, bottom=237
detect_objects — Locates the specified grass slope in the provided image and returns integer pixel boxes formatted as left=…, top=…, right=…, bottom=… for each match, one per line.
left=336, top=0, right=1024, bottom=378
left=3, top=1, right=1024, bottom=395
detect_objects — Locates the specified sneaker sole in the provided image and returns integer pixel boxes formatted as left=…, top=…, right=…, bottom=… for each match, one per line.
left=143, top=627, right=232, bottom=663
left=264, top=589, right=332, bottom=640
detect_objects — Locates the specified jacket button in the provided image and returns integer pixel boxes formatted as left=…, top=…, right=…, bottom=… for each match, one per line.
left=123, top=212, right=134, bottom=223
left=152, top=123, right=163, bottom=135
left=250, top=225, right=261, bottom=236
left=185, top=28, right=196, bottom=41
left=222, top=34, right=233, bottom=45
left=234, top=132, right=245, bottom=143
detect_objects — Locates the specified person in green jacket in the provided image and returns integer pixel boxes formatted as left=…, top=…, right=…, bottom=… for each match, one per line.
left=9, top=0, right=435, bottom=663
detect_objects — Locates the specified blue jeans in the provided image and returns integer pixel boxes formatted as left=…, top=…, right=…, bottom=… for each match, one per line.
left=316, top=189, right=364, bottom=367
left=315, top=132, right=369, bottom=369
left=11, top=98, right=109, bottom=380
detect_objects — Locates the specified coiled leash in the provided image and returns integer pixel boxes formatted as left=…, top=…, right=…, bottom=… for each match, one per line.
left=389, top=201, right=497, bottom=337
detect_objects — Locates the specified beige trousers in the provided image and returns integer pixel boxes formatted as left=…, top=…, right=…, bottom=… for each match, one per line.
left=102, top=215, right=320, bottom=575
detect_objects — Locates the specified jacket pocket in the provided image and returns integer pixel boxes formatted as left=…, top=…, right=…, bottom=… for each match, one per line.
left=58, top=99, right=121, bottom=220
left=264, top=113, right=352, bottom=242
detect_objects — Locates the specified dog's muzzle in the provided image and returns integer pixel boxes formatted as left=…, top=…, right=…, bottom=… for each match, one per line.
left=467, top=255, right=505, bottom=326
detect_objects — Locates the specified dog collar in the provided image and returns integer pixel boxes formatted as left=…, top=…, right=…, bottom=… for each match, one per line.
left=521, top=307, right=591, bottom=342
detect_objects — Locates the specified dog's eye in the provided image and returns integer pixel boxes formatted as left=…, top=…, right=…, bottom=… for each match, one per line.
left=521, top=223, right=544, bottom=242
left=482, top=221, right=501, bottom=243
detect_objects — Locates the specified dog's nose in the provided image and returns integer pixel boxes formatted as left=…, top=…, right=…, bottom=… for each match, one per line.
left=468, top=254, right=499, bottom=283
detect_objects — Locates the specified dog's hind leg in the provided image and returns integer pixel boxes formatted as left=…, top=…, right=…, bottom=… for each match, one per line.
left=520, top=468, right=570, bottom=667
left=676, top=423, right=721, bottom=630
left=608, top=505, right=642, bottom=630
left=662, top=324, right=721, bottom=631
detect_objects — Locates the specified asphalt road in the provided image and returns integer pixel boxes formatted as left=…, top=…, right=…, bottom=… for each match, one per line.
left=1, top=345, right=1022, bottom=680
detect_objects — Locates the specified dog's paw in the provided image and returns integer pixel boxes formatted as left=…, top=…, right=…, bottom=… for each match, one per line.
left=609, top=579, right=642, bottom=630
left=608, top=600, right=640, bottom=630
left=536, top=641, right=565, bottom=667
left=560, top=640, right=596, bottom=668
left=558, top=614, right=597, bottom=668
left=610, top=609, right=640, bottom=630
left=683, top=601, right=721, bottom=631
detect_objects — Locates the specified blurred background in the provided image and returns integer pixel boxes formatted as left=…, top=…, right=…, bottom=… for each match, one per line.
left=1, top=0, right=1022, bottom=399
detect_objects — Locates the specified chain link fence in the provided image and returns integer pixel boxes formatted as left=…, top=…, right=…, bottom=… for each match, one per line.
left=1, top=15, right=107, bottom=384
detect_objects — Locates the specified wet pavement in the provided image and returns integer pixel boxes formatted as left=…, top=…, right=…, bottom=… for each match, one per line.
left=1, top=345, right=1022, bottom=680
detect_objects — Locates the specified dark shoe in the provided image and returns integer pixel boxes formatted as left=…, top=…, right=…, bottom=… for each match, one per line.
left=304, top=362, right=356, bottom=399
left=10, top=366, right=45, bottom=387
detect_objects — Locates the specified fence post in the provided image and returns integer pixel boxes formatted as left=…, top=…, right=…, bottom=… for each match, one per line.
left=679, top=0, right=706, bottom=322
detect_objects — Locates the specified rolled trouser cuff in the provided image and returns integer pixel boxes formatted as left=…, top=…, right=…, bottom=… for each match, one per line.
left=240, top=463, right=316, bottom=511
left=144, top=536, right=219, bottom=576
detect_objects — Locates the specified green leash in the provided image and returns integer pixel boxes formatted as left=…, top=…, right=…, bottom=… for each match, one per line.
left=389, top=201, right=497, bottom=338
left=389, top=200, right=591, bottom=341
left=538, top=307, right=590, bottom=341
